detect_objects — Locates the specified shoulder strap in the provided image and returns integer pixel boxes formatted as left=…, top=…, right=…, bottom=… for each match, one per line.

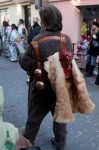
left=31, top=33, right=66, bottom=66
left=31, top=41, right=42, bottom=68
left=60, top=33, right=67, bottom=50
left=37, top=36, right=60, bottom=43
left=31, top=35, right=61, bottom=60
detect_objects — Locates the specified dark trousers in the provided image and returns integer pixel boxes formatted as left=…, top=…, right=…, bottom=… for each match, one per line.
left=95, top=63, right=99, bottom=85
left=24, top=101, right=67, bottom=148
left=85, top=55, right=97, bottom=76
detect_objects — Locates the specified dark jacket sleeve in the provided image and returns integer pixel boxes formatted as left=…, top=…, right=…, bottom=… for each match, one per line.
left=96, top=32, right=99, bottom=42
left=19, top=44, right=36, bottom=72
left=89, top=32, right=99, bottom=56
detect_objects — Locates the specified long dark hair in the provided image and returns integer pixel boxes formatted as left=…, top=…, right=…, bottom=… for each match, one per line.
left=3, top=21, right=9, bottom=27
left=19, top=19, right=24, bottom=24
left=11, top=24, right=18, bottom=30
left=39, top=4, right=62, bottom=32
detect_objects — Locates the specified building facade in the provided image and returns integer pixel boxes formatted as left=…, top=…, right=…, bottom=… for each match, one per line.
left=0, top=0, right=99, bottom=45
left=49, top=0, right=99, bottom=47
left=0, top=0, right=40, bottom=31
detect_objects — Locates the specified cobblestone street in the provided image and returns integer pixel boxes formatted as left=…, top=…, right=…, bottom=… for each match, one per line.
left=0, top=54, right=99, bottom=150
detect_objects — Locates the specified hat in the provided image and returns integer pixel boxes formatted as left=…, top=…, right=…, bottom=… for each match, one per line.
left=93, top=21, right=99, bottom=27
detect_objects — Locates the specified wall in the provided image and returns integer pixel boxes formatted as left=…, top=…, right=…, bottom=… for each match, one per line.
left=49, top=1, right=80, bottom=43
left=31, top=4, right=40, bottom=25
left=8, top=4, right=25, bottom=25
left=49, top=0, right=99, bottom=6
left=0, top=3, right=40, bottom=31
left=49, top=0, right=99, bottom=54
left=77, top=0, right=99, bottom=6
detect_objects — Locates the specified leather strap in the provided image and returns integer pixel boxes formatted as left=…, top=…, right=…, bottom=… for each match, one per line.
left=31, top=41, right=42, bottom=68
left=31, top=33, right=66, bottom=67
left=36, top=34, right=66, bottom=50
left=60, top=34, right=66, bottom=50
left=37, top=36, right=60, bottom=43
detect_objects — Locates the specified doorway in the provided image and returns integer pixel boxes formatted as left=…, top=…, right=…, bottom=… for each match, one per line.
left=79, top=5, right=99, bottom=37
left=24, top=5, right=31, bottom=32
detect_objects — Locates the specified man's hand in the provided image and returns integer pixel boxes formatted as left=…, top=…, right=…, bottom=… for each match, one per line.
left=93, top=34, right=97, bottom=39
left=15, top=135, right=32, bottom=150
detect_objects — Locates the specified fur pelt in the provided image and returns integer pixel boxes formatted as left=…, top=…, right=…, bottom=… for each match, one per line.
left=44, top=52, right=95, bottom=123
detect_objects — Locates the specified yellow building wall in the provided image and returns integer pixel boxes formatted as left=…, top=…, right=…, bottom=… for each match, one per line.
left=0, top=3, right=40, bottom=31
left=31, top=4, right=40, bottom=25
left=8, top=4, right=25, bottom=25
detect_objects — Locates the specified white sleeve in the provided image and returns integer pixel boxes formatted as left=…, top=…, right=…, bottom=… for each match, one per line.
left=18, top=26, right=22, bottom=36
left=10, top=31, right=17, bottom=42
left=81, top=41, right=88, bottom=50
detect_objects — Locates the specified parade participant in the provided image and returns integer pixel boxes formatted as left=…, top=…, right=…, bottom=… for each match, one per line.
left=28, top=17, right=41, bottom=43
left=18, top=4, right=95, bottom=150
left=9, top=24, right=19, bottom=62
left=19, top=5, right=69, bottom=150
left=18, top=19, right=28, bottom=52
left=2, top=21, right=11, bottom=57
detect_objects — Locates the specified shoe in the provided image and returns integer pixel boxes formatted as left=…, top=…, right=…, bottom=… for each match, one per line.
left=57, top=146, right=67, bottom=150
left=51, top=137, right=67, bottom=150
left=51, top=137, right=57, bottom=146
left=5, top=55, right=10, bottom=58
left=84, top=72, right=94, bottom=77
left=10, top=59, right=18, bottom=62
left=94, top=84, right=99, bottom=88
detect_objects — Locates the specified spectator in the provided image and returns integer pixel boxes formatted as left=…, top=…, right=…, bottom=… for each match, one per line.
left=28, top=18, right=41, bottom=43
left=77, top=35, right=88, bottom=70
left=18, top=19, right=28, bottom=52
left=95, top=57, right=99, bottom=87
left=85, top=21, right=99, bottom=77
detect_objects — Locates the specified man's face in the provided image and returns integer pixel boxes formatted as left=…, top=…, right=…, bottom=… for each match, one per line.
left=92, top=24, right=97, bottom=31
left=11, top=26, right=13, bottom=30
left=18, top=21, right=21, bottom=26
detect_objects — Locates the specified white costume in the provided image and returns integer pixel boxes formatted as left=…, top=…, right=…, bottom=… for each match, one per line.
left=18, top=24, right=27, bottom=52
left=9, top=29, right=19, bottom=61
left=6, top=26, right=12, bottom=57
left=1, top=26, right=11, bottom=57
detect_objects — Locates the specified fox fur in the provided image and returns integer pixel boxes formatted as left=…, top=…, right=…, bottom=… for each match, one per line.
left=44, top=52, right=95, bottom=123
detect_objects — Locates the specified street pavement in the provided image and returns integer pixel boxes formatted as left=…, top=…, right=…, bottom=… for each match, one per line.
left=0, top=53, right=99, bottom=150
